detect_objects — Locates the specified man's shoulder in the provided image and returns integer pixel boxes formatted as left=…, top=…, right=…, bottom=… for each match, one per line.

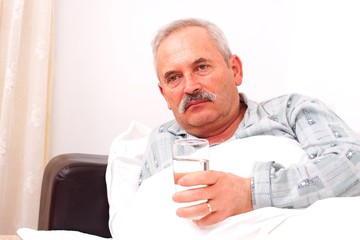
left=259, top=93, right=315, bottom=106
left=245, top=93, right=320, bottom=116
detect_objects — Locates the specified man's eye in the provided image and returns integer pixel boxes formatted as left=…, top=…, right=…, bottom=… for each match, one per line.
left=166, top=74, right=181, bottom=84
left=168, top=75, right=178, bottom=82
left=197, top=64, right=208, bottom=71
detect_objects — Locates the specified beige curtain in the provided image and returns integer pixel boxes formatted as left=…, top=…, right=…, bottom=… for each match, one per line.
left=0, top=0, right=54, bottom=235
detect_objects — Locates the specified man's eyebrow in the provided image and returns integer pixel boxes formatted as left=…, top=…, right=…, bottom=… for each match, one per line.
left=193, top=58, right=209, bottom=65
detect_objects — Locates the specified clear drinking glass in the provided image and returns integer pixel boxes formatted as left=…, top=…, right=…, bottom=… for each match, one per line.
left=172, top=138, right=210, bottom=219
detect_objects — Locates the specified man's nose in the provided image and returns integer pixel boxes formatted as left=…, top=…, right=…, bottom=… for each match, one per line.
left=183, top=73, right=201, bottom=94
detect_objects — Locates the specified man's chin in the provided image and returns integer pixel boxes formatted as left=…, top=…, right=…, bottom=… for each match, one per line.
left=185, top=115, right=215, bottom=128
left=174, top=108, right=215, bottom=126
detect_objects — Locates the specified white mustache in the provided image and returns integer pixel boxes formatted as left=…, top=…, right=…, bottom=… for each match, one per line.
left=178, top=92, right=216, bottom=113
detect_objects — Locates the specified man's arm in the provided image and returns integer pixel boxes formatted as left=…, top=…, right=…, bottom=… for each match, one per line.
left=252, top=95, right=360, bottom=209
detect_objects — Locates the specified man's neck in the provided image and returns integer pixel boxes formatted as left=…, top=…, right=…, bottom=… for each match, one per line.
left=205, top=102, right=246, bottom=145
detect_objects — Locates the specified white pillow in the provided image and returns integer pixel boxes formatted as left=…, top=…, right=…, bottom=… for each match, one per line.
left=106, top=125, right=310, bottom=239
left=105, top=121, right=151, bottom=239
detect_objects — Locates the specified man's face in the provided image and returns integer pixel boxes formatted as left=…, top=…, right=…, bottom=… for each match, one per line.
left=156, top=26, right=243, bottom=136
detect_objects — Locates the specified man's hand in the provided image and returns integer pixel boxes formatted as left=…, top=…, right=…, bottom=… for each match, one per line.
left=172, top=170, right=253, bottom=227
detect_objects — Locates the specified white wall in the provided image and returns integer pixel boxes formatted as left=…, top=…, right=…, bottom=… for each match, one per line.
left=51, top=0, right=360, bottom=158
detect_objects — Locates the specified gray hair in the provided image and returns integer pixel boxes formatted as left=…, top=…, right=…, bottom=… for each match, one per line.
left=151, top=18, right=232, bottom=70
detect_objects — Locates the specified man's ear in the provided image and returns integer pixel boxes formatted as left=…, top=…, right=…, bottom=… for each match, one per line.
left=158, top=83, right=172, bottom=110
left=158, top=82, right=165, bottom=97
left=230, top=55, right=243, bottom=86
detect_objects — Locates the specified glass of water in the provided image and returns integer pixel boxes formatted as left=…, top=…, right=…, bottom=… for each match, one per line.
left=172, top=138, right=210, bottom=218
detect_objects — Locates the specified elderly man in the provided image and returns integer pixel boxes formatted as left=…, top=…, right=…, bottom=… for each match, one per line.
left=139, top=18, right=360, bottom=227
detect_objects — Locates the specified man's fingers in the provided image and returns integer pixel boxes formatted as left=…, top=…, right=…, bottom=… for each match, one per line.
left=178, top=170, right=218, bottom=186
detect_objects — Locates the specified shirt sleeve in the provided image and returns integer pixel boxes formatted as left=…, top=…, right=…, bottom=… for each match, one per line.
left=252, top=94, right=360, bottom=209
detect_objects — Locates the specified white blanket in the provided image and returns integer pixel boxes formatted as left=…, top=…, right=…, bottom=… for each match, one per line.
left=106, top=122, right=360, bottom=240
left=114, top=167, right=360, bottom=240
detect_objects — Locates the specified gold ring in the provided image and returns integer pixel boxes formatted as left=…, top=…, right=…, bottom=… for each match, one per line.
left=206, top=201, right=212, bottom=214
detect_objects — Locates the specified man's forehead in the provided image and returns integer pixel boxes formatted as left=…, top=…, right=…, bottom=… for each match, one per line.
left=155, top=27, right=220, bottom=77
